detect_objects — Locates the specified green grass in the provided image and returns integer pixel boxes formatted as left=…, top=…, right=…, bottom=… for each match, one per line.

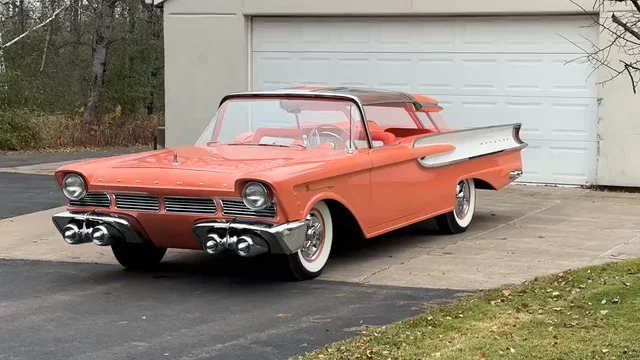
left=294, top=259, right=640, bottom=360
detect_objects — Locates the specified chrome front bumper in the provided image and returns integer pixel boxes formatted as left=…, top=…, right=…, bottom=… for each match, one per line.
left=192, top=219, right=309, bottom=257
left=52, top=210, right=309, bottom=258
left=52, top=211, right=147, bottom=246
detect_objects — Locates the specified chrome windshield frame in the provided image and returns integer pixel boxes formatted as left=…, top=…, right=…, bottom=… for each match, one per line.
left=217, top=90, right=373, bottom=150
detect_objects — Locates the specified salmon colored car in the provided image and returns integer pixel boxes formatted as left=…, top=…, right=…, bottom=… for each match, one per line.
left=52, top=86, right=527, bottom=280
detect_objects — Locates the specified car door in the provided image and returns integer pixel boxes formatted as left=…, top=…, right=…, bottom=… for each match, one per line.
left=364, top=104, right=447, bottom=230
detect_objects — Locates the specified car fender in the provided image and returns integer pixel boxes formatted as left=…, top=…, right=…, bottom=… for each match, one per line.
left=299, top=191, right=367, bottom=231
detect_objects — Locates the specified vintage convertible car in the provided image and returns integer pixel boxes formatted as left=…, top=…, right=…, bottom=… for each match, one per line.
left=52, top=86, right=527, bottom=280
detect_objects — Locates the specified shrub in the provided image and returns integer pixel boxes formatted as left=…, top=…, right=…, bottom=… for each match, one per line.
left=0, top=109, right=163, bottom=152
left=0, top=110, right=42, bottom=151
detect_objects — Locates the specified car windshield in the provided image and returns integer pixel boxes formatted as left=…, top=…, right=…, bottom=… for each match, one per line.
left=195, top=97, right=368, bottom=150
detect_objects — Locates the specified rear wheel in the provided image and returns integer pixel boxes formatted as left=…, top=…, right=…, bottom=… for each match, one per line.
left=111, top=240, right=167, bottom=270
left=436, top=178, right=476, bottom=234
left=284, top=200, right=334, bottom=281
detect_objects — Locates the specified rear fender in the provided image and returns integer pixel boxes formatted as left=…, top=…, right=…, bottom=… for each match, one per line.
left=414, top=123, right=527, bottom=168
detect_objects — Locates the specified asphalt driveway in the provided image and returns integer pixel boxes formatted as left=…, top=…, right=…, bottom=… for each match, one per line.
left=2, top=149, right=640, bottom=359
left=0, top=259, right=462, bottom=360
left=0, top=148, right=148, bottom=219
left=0, top=172, right=65, bottom=219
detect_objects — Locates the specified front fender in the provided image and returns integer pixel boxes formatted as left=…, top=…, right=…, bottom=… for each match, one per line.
left=298, top=191, right=367, bottom=232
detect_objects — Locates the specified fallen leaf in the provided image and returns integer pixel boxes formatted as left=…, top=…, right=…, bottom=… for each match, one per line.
left=552, top=292, right=560, bottom=297
left=602, top=349, right=609, bottom=354
left=508, top=346, right=516, bottom=353
left=503, top=289, right=511, bottom=297
left=601, top=299, right=607, bottom=304
left=600, top=310, right=609, bottom=315
left=275, top=313, right=291, bottom=319
left=479, top=352, right=487, bottom=359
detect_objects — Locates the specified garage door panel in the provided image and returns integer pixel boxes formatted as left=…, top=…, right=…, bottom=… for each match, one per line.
left=252, top=16, right=598, bottom=55
left=519, top=140, right=596, bottom=185
left=253, top=51, right=596, bottom=98
left=433, top=95, right=597, bottom=143
left=251, top=16, right=599, bottom=185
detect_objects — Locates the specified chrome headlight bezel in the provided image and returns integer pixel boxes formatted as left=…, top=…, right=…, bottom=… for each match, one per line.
left=62, top=173, right=87, bottom=201
left=241, top=181, right=272, bottom=210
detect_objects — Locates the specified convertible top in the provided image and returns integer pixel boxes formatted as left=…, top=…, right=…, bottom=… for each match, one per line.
left=220, top=86, right=442, bottom=111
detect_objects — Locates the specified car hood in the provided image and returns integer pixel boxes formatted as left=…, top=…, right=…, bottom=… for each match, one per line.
left=64, top=144, right=334, bottom=191
left=110, top=145, right=308, bottom=174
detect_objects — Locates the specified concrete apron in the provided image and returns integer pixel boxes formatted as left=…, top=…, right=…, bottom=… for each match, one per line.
left=1, top=185, right=639, bottom=291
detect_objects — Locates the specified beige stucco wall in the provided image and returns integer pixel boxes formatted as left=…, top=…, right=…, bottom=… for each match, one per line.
left=161, top=0, right=639, bottom=186
left=595, top=4, right=640, bottom=186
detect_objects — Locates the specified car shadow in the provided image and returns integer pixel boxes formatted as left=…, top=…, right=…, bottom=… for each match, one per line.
left=89, top=211, right=501, bottom=285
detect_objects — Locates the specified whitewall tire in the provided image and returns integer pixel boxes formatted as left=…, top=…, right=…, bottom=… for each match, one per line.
left=436, top=178, right=476, bottom=234
left=286, top=200, right=333, bottom=281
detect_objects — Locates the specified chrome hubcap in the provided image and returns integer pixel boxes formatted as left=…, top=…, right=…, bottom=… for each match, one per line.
left=454, top=180, right=471, bottom=220
left=301, top=210, right=324, bottom=261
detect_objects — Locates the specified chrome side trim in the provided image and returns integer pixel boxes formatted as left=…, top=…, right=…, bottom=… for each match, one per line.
left=192, top=219, right=308, bottom=255
left=417, top=143, right=529, bottom=168
left=411, top=122, right=526, bottom=147
left=52, top=211, right=147, bottom=244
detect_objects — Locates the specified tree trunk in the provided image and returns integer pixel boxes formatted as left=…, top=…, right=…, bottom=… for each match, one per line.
left=18, top=0, right=25, bottom=33
left=142, top=0, right=163, bottom=115
left=0, top=31, right=6, bottom=90
left=83, top=0, right=118, bottom=123
left=70, top=0, right=82, bottom=100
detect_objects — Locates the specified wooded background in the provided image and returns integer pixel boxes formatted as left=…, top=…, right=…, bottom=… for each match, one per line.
left=0, top=0, right=163, bottom=151
left=1, top=0, right=638, bottom=151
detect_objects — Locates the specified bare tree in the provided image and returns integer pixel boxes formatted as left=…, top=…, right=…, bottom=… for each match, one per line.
left=83, top=0, right=119, bottom=122
left=0, top=0, right=69, bottom=87
left=568, top=0, right=640, bottom=93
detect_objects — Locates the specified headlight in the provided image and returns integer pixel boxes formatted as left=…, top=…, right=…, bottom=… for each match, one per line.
left=242, top=182, right=271, bottom=210
left=62, top=173, right=87, bottom=200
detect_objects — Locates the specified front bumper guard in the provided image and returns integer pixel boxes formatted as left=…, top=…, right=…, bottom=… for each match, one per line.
left=192, top=219, right=309, bottom=256
left=52, top=211, right=146, bottom=246
left=52, top=210, right=309, bottom=257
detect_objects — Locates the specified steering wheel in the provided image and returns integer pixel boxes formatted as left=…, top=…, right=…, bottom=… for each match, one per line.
left=307, top=124, right=349, bottom=149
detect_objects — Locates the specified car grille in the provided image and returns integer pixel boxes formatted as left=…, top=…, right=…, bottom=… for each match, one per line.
left=164, top=196, right=217, bottom=214
left=113, top=193, right=160, bottom=212
left=69, top=192, right=111, bottom=208
left=69, top=191, right=276, bottom=219
left=220, top=198, right=277, bottom=218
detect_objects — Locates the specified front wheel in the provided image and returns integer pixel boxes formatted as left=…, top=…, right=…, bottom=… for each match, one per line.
left=111, top=240, right=167, bottom=271
left=284, top=200, right=334, bottom=281
left=436, top=178, right=476, bottom=234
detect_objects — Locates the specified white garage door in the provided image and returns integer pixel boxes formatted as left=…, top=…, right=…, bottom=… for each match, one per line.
left=251, top=16, right=599, bottom=185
